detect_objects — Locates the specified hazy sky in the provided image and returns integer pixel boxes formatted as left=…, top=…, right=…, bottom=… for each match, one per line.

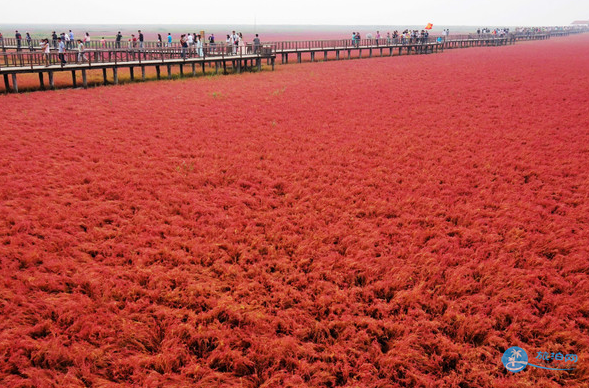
left=1, top=0, right=587, bottom=26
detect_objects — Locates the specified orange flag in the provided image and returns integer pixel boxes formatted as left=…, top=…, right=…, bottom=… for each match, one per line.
left=425, top=23, right=433, bottom=30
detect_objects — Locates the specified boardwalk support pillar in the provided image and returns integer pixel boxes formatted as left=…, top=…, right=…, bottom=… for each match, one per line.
left=11, top=74, right=18, bottom=93
left=82, top=69, right=88, bottom=88
left=202, top=62, right=206, bottom=74
left=130, top=67, right=134, bottom=80
left=156, top=66, right=161, bottom=80
left=39, top=72, right=45, bottom=90
left=113, top=68, right=118, bottom=84
left=297, top=52, right=301, bottom=63
left=48, top=72, right=54, bottom=89
left=179, top=64, right=184, bottom=77
left=102, top=68, right=108, bottom=85
left=310, top=52, right=315, bottom=62
left=71, top=71, right=77, bottom=87
left=324, top=51, right=328, bottom=61
left=3, top=74, right=9, bottom=92
left=167, top=65, right=172, bottom=79
left=141, top=66, right=146, bottom=81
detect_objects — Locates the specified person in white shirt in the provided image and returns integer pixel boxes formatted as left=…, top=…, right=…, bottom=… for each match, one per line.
left=41, top=39, right=51, bottom=66
left=77, top=40, right=87, bottom=63
left=187, top=33, right=194, bottom=53
left=231, top=31, right=238, bottom=54
left=196, top=34, right=203, bottom=56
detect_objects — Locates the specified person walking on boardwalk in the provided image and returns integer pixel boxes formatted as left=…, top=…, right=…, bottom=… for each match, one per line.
left=238, top=32, right=245, bottom=54
left=41, top=39, right=51, bottom=66
left=231, top=31, right=238, bottom=54
left=58, top=37, right=67, bottom=66
left=253, top=33, right=260, bottom=54
left=84, top=32, right=91, bottom=46
left=186, top=32, right=194, bottom=53
left=77, top=39, right=87, bottom=63
left=180, top=34, right=187, bottom=58
left=52, top=31, right=58, bottom=48
left=26, top=32, right=33, bottom=51
left=196, top=34, right=204, bottom=57
left=64, top=32, right=71, bottom=50
left=167, top=33, right=172, bottom=47
left=15, top=30, right=22, bottom=51
left=138, top=30, right=144, bottom=50
left=68, top=30, right=74, bottom=49
left=208, top=33, right=215, bottom=52
left=157, top=34, right=162, bottom=47
left=115, top=31, right=122, bottom=48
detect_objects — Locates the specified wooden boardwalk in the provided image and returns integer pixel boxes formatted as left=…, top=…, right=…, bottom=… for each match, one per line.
left=0, top=29, right=586, bottom=93
left=1, top=46, right=276, bottom=92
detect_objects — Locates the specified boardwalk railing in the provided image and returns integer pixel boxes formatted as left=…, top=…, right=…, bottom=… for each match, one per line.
left=3, top=28, right=587, bottom=53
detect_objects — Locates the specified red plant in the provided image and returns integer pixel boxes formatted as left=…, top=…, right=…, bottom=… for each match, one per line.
left=0, top=34, right=588, bottom=387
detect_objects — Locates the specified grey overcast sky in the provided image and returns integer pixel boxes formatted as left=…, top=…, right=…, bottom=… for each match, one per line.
left=1, top=0, right=587, bottom=26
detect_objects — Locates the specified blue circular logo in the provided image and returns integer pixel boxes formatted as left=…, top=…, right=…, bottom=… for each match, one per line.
left=502, top=347, right=528, bottom=373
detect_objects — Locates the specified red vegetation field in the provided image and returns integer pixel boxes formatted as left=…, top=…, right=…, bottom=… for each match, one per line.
left=1, top=35, right=589, bottom=387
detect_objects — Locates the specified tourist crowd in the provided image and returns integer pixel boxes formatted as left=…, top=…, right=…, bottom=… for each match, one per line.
left=3, top=29, right=262, bottom=58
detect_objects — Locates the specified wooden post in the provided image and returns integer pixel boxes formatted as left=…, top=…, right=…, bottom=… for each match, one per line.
left=156, top=65, right=161, bottom=80
left=336, top=50, right=340, bottom=60
left=191, top=63, right=196, bottom=76
left=215, top=61, right=219, bottom=74
left=179, top=64, right=184, bottom=77
left=141, top=66, right=146, bottom=80
left=257, top=58, right=261, bottom=71
left=297, top=52, right=301, bottom=63
left=359, top=49, right=362, bottom=58
left=201, top=62, right=205, bottom=74
left=71, top=70, right=77, bottom=87
left=12, top=74, right=18, bottom=93
left=237, top=60, right=241, bottom=73
left=167, top=64, right=172, bottom=79
left=324, top=51, right=327, bottom=61
left=130, top=67, right=134, bottom=80
left=3, top=74, right=9, bottom=92
left=113, top=68, right=118, bottom=84
left=369, top=48, right=372, bottom=58
left=102, top=68, right=108, bottom=85
left=310, top=52, right=314, bottom=62
left=271, top=57, right=275, bottom=71
left=39, top=72, right=45, bottom=90
left=348, top=49, right=351, bottom=59
left=48, top=72, right=54, bottom=89
left=82, top=69, right=88, bottom=88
